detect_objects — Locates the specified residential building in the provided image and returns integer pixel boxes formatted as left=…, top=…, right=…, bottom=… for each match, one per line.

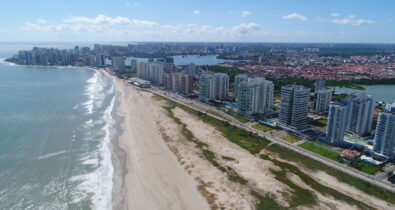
left=234, top=74, right=249, bottom=97
left=180, top=74, right=194, bottom=95
left=326, top=101, right=350, bottom=143
left=314, top=79, right=326, bottom=92
left=346, top=93, right=375, bottom=136
left=165, top=63, right=176, bottom=74
left=137, top=62, right=147, bottom=78
left=137, top=61, right=165, bottom=84
left=199, top=73, right=229, bottom=102
left=279, top=85, right=310, bottom=130
left=187, top=63, right=196, bottom=76
left=373, top=103, right=395, bottom=157
left=165, top=74, right=173, bottom=90
left=112, top=57, right=125, bottom=73
left=314, top=88, right=332, bottom=113
left=237, top=77, right=274, bottom=118
left=199, top=74, right=216, bottom=102
left=130, top=59, right=137, bottom=72
left=215, top=73, right=229, bottom=101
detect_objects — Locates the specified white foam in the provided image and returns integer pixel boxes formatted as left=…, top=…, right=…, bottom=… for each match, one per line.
left=82, top=72, right=107, bottom=115
left=70, top=93, right=116, bottom=209
left=37, top=151, right=66, bottom=160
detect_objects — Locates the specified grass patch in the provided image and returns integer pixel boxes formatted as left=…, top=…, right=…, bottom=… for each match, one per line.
left=270, top=169, right=316, bottom=208
left=221, top=156, right=236, bottom=161
left=298, top=142, right=340, bottom=161
left=267, top=144, right=395, bottom=205
left=350, top=160, right=381, bottom=175
left=309, top=119, right=328, bottom=127
left=317, top=119, right=328, bottom=125
left=282, top=134, right=302, bottom=143
left=227, top=112, right=250, bottom=123
left=206, top=110, right=227, bottom=120
left=262, top=151, right=372, bottom=209
left=252, top=124, right=275, bottom=132
left=117, top=72, right=137, bottom=78
left=251, top=190, right=285, bottom=210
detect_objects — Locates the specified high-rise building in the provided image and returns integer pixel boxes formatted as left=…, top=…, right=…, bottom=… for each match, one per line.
left=279, top=85, right=310, bottom=130
left=130, top=59, right=137, bottom=72
left=199, top=74, right=216, bottom=102
left=199, top=73, right=229, bottom=102
left=314, top=79, right=326, bottom=92
left=346, top=93, right=375, bottom=136
left=137, top=61, right=165, bottom=84
left=373, top=103, right=395, bottom=157
left=314, top=89, right=332, bottom=113
left=136, top=62, right=147, bottom=78
left=237, top=77, right=274, bottom=118
left=234, top=74, right=249, bottom=97
left=165, top=63, right=176, bottom=74
left=111, top=57, right=125, bottom=73
left=94, top=54, right=105, bottom=67
left=326, top=101, right=350, bottom=144
left=147, top=62, right=165, bottom=84
left=187, top=63, right=197, bottom=76
left=214, top=73, right=229, bottom=101
left=180, top=74, right=194, bottom=95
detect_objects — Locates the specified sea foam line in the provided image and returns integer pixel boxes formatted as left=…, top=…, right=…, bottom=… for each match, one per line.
left=37, top=151, right=67, bottom=160
left=71, top=90, right=116, bottom=209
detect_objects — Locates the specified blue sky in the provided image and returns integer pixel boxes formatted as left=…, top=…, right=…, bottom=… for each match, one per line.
left=1, top=0, right=394, bottom=43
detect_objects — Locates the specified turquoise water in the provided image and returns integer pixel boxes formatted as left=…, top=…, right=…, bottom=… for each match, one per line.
left=334, top=85, right=395, bottom=103
left=126, top=54, right=238, bottom=66
left=0, top=55, right=117, bottom=209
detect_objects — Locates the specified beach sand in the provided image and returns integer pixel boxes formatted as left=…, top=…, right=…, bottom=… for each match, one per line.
left=108, top=73, right=209, bottom=210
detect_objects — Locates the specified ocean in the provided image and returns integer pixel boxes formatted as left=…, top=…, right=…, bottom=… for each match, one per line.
left=0, top=46, right=119, bottom=209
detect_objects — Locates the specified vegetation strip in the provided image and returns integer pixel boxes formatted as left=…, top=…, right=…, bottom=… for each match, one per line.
left=159, top=101, right=274, bottom=208
left=154, top=94, right=394, bottom=208
left=298, top=142, right=341, bottom=161
left=267, top=144, right=395, bottom=204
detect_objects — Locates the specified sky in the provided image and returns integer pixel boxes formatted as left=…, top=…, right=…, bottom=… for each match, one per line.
left=1, top=0, right=395, bottom=43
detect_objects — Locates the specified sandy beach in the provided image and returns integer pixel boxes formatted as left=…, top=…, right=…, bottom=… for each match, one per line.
left=107, top=72, right=209, bottom=210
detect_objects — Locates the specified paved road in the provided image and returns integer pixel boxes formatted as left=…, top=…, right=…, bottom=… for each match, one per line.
left=148, top=87, right=395, bottom=193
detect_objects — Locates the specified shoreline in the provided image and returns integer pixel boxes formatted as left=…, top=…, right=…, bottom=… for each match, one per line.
left=109, top=90, right=127, bottom=210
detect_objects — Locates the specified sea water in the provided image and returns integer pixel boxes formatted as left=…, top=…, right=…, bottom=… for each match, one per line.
left=0, top=54, right=117, bottom=209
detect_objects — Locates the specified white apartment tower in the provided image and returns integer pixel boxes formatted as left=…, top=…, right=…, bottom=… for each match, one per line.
left=373, top=103, right=395, bottom=157
left=279, top=85, right=311, bottom=130
left=314, top=89, right=332, bottom=113
left=346, top=93, right=375, bottom=136
left=237, top=77, right=274, bottom=118
left=326, top=101, right=350, bottom=144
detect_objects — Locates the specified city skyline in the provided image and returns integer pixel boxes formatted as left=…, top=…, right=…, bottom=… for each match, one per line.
left=1, top=0, right=395, bottom=43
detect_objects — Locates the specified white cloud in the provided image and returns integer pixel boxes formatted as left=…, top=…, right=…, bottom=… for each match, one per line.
left=20, top=15, right=260, bottom=40
left=330, top=13, right=341, bottom=17
left=37, top=19, right=47, bottom=24
left=241, top=11, right=251, bottom=17
left=282, top=13, right=307, bottom=21
left=63, top=14, right=157, bottom=27
left=126, top=2, right=141, bottom=6
left=194, top=10, right=200, bottom=15
left=331, top=15, right=376, bottom=26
